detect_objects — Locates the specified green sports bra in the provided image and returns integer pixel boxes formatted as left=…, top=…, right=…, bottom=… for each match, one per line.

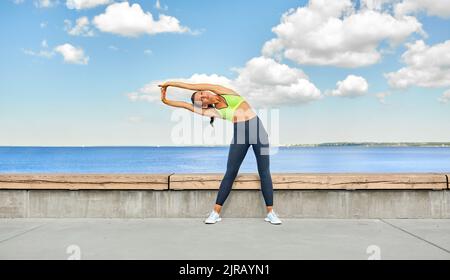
left=216, top=94, right=245, bottom=122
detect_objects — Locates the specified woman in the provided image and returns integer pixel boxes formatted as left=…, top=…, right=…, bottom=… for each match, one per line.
left=158, top=81, right=282, bottom=225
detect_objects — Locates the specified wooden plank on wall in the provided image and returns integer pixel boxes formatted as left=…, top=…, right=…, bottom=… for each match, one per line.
left=0, top=174, right=171, bottom=190
left=169, top=173, right=447, bottom=190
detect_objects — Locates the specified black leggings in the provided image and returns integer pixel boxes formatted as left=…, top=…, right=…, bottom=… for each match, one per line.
left=215, top=115, right=274, bottom=207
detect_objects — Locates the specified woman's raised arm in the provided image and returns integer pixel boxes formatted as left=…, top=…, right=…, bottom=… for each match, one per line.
left=160, top=86, right=220, bottom=118
left=161, top=81, right=238, bottom=95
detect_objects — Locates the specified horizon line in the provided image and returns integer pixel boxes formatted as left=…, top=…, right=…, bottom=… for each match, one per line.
left=1, top=141, right=450, bottom=148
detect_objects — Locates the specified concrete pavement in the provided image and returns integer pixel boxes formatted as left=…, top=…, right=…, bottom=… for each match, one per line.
left=0, top=218, right=449, bottom=260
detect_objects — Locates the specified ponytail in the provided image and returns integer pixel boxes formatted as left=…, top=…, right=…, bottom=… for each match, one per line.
left=208, top=104, right=215, bottom=127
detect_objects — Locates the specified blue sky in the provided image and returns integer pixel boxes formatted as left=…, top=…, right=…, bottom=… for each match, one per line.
left=1, top=0, right=449, bottom=146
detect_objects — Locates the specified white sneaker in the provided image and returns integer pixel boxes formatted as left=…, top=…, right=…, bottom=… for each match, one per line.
left=204, top=210, right=222, bottom=224
left=265, top=210, right=282, bottom=225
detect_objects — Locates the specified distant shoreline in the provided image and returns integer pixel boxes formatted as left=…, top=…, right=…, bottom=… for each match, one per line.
left=284, top=142, right=450, bottom=147
left=1, top=142, right=450, bottom=148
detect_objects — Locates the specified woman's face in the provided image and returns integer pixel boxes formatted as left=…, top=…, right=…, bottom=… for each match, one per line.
left=193, top=91, right=215, bottom=108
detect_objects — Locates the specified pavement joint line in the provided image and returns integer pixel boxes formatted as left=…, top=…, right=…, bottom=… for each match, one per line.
left=380, top=219, right=450, bottom=255
left=0, top=223, right=47, bottom=244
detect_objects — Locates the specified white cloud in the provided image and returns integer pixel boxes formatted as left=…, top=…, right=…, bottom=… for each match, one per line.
left=23, top=39, right=54, bottom=58
left=375, top=91, right=391, bottom=104
left=93, top=2, right=191, bottom=37
left=385, top=40, right=450, bottom=89
left=327, top=75, right=369, bottom=97
left=54, top=43, right=89, bottom=64
left=34, top=0, right=58, bottom=8
left=64, top=17, right=95, bottom=37
left=231, top=56, right=321, bottom=106
left=108, top=45, right=119, bottom=51
left=66, top=0, right=110, bottom=10
left=22, top=48, right=54, bottom=58
left=438, top=89, right=450, bottom=104
left=40, top=22, right=48, bottom=28
left=395, top=0, right=450, bottom=18
left=360, top=0, right=396, bottom=11
left=155, top=0, right=168, bottom=11
left=262, top=0, right=424, bottom=68
left=128, top=56, right=322, bottom=107
left=23, top=41, right=89, bottom=65
left=127, top=89, right=160, bottom=103
left=144, top=49, right=152, bottom=55
left=13, top=0, right=25, bottom=4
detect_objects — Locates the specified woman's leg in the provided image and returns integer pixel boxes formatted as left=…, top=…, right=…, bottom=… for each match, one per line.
left=251, top=120, right=274, bottom=212
left=214, top=142, right=250, bottom=212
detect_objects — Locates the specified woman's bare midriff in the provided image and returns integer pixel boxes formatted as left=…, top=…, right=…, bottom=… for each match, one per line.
left=232, top=101, right=257, bottom=123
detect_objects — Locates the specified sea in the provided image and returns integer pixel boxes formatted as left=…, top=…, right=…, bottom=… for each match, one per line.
left=1, top=146, right=449, bottom=173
